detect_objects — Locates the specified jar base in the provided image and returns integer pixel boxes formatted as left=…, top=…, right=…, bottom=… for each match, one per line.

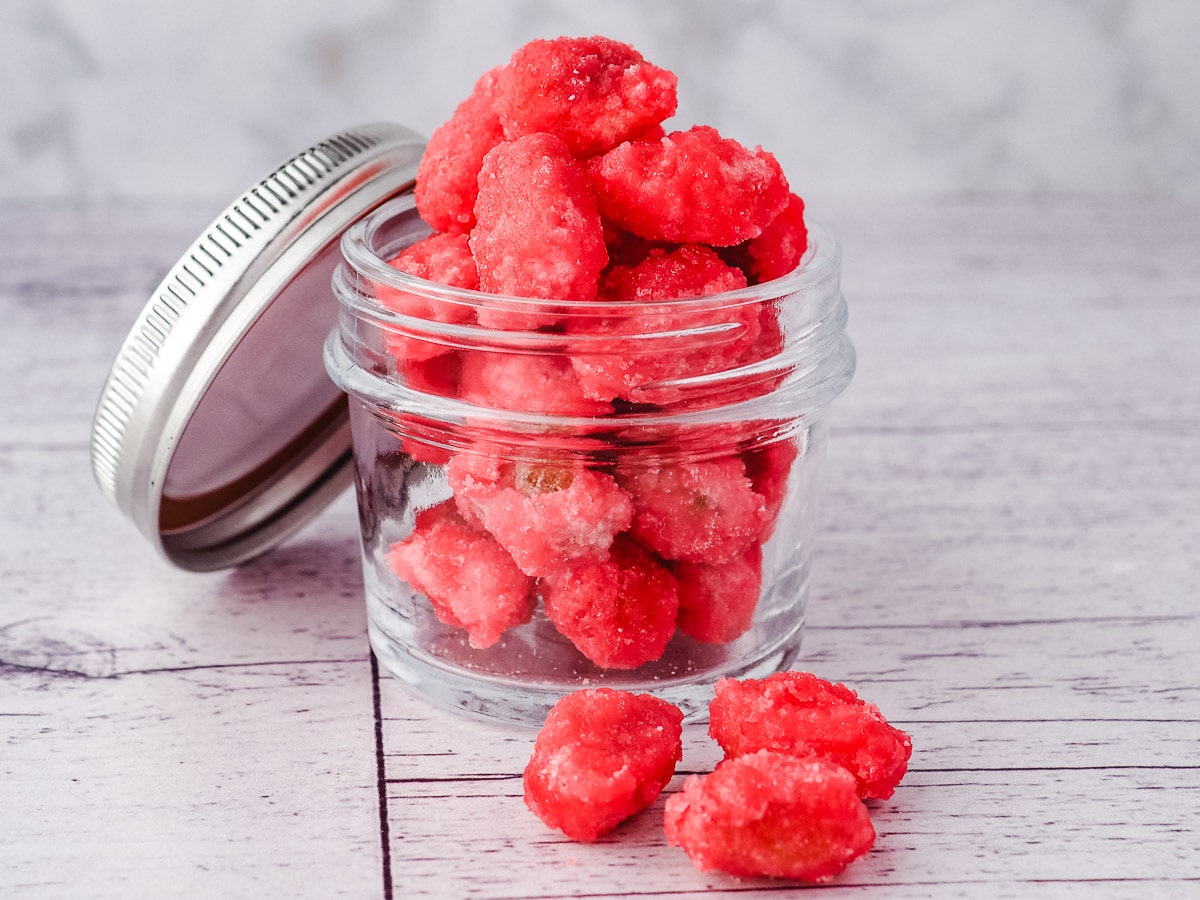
left=367, top=588, right=805, bottom=726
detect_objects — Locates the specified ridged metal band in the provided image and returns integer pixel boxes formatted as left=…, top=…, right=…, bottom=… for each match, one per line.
left=91, top=127, right=391, bottom=501
left=89, top=122, right=424, bottom=569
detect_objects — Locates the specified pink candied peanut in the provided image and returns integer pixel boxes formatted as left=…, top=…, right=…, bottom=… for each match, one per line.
left=396, top=351, right=460, bottom=398
left=674, top=544, right=762, bottom=645
left=709, top=672, right=913, bottom=800
left=541, top=535, right=679, bottom=670
left=588, top=126, right=790, bottom=247
left=618, top=456, right=768, bottom=564
left=414, top=66, right=506, bottom=234
left=381, top=232, right=477, bottom=362
left=385, top=500, right=534, bottom=649
left=569, top=244, right=754, bottom=403
left=599, top=244, right=748, bottom=302
left=738, top=192, right=809, bottom=284
left=496, top=35, right=678, bottom=157
left=457, top=349, right=612, bottom=417
left=523, top=688, right=684, bottom=841
left=742, top=437, right=799, bottom=541
left=664, top=750, right=876, bottom=882
left=446, top=453, right=634, bottom=577
left=471, top=133, right=608, bottom=310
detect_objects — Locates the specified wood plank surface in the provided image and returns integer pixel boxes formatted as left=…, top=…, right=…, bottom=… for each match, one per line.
left=2, top=195, right=1198, bottom=898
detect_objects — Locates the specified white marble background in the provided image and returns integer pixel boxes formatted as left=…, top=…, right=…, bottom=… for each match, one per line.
left=3, top=0, right=1199, bottom=203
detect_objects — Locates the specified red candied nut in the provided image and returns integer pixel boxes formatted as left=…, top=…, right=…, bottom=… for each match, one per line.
left=446, top=453, right=634, bottom=577
left=496, top=35, right=678, bottom=158
left=600, top=244, right=748, bottom=302
left=674, top=544, right=762, bottom=645
left=385, top=499, right=534, bottom=649
left=390, top=351, right=461, bottom=464
left=709, top=672, right=913, bottom=800
left=541, top=535, right=679, bottom=670
left=588, top=126, right=790, bottom=247
left=396, top=350, right=461, bottom=398
left=457, top=349, right=612, bottom=418
left=664, top=750, right=876, bottom=882
left=471, top=133, right=608, bottom=311
left=381, top=232, right=478, bottom=363
left=415, top=66, right=506, bottom=234
left=618, top=456, right=768, bottom=565
left=742, top=436, right=799, bottom=542
left=727, top=192, right=809, bottom=285
left=523, top=688, right=684, bottom=842
left=568, top=244, right=754, bottom=403
left=381, top=409, right=455, bottom=466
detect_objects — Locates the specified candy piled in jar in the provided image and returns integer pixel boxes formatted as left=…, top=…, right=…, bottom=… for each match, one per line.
left=380, top=35, right=811, bottom=667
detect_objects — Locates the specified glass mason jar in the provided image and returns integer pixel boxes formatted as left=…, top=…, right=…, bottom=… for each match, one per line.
left=325, top=194, right=854, bottom=723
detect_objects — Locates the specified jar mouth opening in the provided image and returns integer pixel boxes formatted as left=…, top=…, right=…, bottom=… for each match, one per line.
left=339, top=193, right=842, bottom=319
left=327, top=191, right=854, bottom=429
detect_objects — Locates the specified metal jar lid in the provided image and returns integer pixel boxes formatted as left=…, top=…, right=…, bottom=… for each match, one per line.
left=89, top=122, right=425, bottom=571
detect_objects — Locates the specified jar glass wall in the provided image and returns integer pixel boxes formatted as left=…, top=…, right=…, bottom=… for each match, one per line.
left=326, top=195, right=854, bottom=724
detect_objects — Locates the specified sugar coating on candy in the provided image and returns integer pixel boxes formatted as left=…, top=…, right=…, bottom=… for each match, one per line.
left=446, top=454, right=634, bottom=576
left=619, top=457, right=768, bottom=564
left=523, top=688, right=683, bottom=841
left=664, top=750, right=875, bottom=881
left=570, top=245, right=755, bottom=402
left=742, top=437, right=799, bottom=541
left=496, top=35, right=678, bottom=158
left=600, top=244, right=747, bottom=302
left=541, top=535, right=679, bottom=669
left=588, top=126, right=790, bottom=246
left=382, top=233, right=478, bottom=362
left=387, top=232, right=480, bottom=291
left=709, top=672, right=913, bottom=800
left=471, top=133, right=607, bottom=303
left=385, top=500, right=534, bottom=649
left=458, top=349, right=612, bottom=417
left=415, top=66, right=506, bottom=234
left=739, top=192, right=809, bottom=284
left=674, top=544, right=762, bottom=644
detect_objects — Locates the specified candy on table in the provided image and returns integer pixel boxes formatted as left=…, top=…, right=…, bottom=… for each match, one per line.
left=568, top=244, right=755, bottom=402
left=523, top=688, right=684, bottom=841
left=618, top=455, right=768, bottom=565
left=445, top=453, right=634, bottom=577
left=541, top=535, right=679, bottom=669
left=664, top=750, right=876, bottom=881
left=588, top=125, right=791, bottom=247
left=708, top=671, right=913, bottom=800
left=673, top=543, right=762, bottom=644
left=385, top=499, right=534, bottom=649
left=414, top=65, right=506, bottom=234
left=470, top=132, right=608, bottom=316
left=496, top=35, right=678, bottom=157
left=381, top=232, right=478, bottom=362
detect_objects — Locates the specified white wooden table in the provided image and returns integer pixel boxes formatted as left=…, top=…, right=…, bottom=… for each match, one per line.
left=2, top=195, right=1197, bottom=898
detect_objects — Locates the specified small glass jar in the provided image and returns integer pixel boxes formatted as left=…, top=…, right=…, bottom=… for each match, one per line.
left=325, top=194, right=853, bottom=723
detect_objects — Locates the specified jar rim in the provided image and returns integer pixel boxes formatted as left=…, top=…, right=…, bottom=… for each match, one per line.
left=338, top=193, right=842, bottom=318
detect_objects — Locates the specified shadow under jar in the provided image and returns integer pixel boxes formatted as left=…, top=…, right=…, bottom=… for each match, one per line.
left=325, top=194, right=854, bottom=724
